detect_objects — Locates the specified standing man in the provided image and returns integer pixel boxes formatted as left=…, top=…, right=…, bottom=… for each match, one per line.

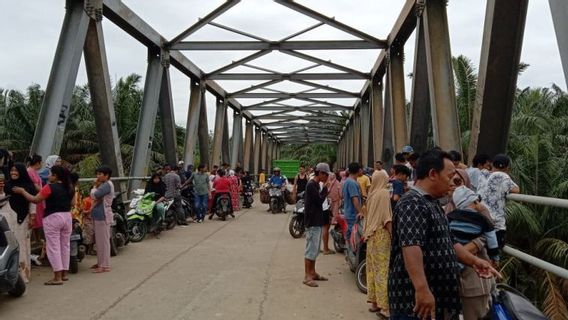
left=163, top=164, right=188, bottom=226
left=342, top=162, right=363, bottom=240
left=357, top=167, right=371, bottom=202
left=466, top=154, right=491, bottom=191
left=258, top=169, right=266, bottom=185
left=302, top=163, right=331, bottom=287
left=191, top=164, right=211, bottom=223
left=477, top=154, right=520, bottom=248
left=388, top=149, right=499, bottom=320
left=293, top=165, right=309, bottom=197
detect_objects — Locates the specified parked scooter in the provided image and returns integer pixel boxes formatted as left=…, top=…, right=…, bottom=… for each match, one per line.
left=268, top=185, right=286, bottom=214
left=110, top=191, right=129, bottom=256
left=0, top=212, right=26, bottom=297
left=69, top=218, right=86, bottom=274
left=213, top=192, right=232, bottom=221
left=288, top=192, right=305, bottom=238
left=162, top=198, right=180, bottom=229
left=345, top=219, right=367, bottom=294
left=330, top=214, right=348, bottom=253
left=126, top=189, right=163, bottom=242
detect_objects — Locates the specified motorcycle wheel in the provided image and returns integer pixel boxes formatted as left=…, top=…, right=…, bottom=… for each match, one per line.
left=270, top=199, right=278, bottom=214
left=333, top=239, right=345, bottom=253
left=110, top=229, right=118, bottom=257
left=128, top=220, right=147, bottom=243
left=8, top=275, right=26, bottom=297
left=165, top=210, right=177, bottom=230
left=69, top=256, right=79, bottom=274
left=355, top=259, right=367, bottom=294
left=288, top=216, right=305, bottom=239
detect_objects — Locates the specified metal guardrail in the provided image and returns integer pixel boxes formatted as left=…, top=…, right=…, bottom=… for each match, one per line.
left=504, top=193, right=568, bottom=279
left=78, top=176, right=150, bottom=183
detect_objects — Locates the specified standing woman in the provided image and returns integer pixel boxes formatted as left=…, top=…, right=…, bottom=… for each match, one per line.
left=27, top=154, right=44, bottom=230
left=363, top=170, right=392, bottom=318
left=228, top=170, right=241, bottom=212
left=4, top=163, right=37, bottom=283
left=90, top=166, right=114, bottom=273
left=13, top=165, right=73, bottom=285
left=327, top=171, right=342, bottom=224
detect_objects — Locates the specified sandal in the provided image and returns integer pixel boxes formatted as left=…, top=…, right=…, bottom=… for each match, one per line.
left=62, top=277, right=69, bottom=281
left=90, top=264, right=99, bottom=269
left=368, top=307, right=380, bottom=313
left=92, top=267, right=111, bottom=273
left=44, top=279, right=63, bottom=286
left=313, top=274, right=329, bottom=281
left=302, top=279, right=319, bottom=287
left=323, top=250, right=336, bottom=255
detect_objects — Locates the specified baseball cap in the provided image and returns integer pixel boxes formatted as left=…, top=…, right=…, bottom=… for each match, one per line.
left=453, top=186, right=479, bottom=210
left=402, top=145, right=414, bottom=154
left=315, top=163, right=332, bottom=175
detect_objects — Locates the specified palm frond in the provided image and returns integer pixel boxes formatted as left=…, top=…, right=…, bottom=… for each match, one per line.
left=541, top=272, right=568, bottom=320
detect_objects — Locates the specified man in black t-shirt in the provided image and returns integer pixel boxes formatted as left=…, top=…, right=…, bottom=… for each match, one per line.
left=302, top=163, right=331, bottom=288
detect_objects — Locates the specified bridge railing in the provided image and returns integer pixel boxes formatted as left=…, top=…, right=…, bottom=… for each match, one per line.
left=504, top=193, right=568, bottom=279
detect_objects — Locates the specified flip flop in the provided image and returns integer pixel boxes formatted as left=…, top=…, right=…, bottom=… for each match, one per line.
left=313, top=274, right=329, bottom=281
left=90, top=264, right=99, bottom=269
left=368, top=307, right=380, bottom=313
left=302, top=280, right=319, bottom=287
left=44, top=280, right=63, bottom=286
left=323, top=250, right=336, bottom=255
left=62, top=277, right=69, bottom=281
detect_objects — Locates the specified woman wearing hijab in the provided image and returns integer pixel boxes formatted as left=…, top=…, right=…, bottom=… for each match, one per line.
left=327, top=172, right=342, bottom=224
left=145, top=173, right=167, bottom=221
left=363, top=170, right=392, bottom=318
left=229, top=169, right=241, bottom=212
left=39, top=155, right=61, bottom=185
left=4, top=163, right=38, bottom=283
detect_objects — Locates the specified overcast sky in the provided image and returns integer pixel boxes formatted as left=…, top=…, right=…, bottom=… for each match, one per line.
left=0, top=0, right=565, bottom=138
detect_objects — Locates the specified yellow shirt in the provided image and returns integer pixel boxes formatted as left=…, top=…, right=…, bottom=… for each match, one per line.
left=259, top=173, right=266, bottom=184
left=357, top=175, right=371, bottom=197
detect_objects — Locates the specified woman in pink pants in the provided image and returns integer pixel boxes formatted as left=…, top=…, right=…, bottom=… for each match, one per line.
left=14, top=165, right=73, bottom=285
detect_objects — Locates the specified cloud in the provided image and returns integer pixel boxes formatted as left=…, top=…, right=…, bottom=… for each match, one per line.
left=0, top=0, right=565, bottom=142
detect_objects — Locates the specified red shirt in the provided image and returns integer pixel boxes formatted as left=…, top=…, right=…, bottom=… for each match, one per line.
left=213, top=177, right=231, bottom=193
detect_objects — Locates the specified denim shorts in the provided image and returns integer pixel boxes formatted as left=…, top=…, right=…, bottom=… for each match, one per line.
left=305, top=226, right=322, bottom=261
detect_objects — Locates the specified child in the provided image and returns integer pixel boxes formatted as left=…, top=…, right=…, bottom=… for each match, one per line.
left=447, top=186, right=500, bottom=263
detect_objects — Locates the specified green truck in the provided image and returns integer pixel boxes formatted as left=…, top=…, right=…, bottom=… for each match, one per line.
left=272, top=159, right=300, bottom=182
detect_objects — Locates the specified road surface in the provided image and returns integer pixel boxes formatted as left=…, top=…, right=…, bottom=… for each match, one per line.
left=0, top=201, right=376, bottom=320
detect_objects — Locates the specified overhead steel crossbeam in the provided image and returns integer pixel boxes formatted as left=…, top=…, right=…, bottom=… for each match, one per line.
left=104, top=0, right=400, bottom=144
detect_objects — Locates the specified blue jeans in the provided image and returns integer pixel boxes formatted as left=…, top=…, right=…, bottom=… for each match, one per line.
left=194, top=194, right=208, bottom=220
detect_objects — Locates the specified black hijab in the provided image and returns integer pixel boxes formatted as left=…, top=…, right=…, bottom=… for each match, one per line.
left=5, top=163, right=37, bottom=224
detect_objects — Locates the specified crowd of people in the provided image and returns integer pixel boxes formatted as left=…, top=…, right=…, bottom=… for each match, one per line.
left=301, top=146, right=520, bottom=320
left=0, top=151, right=120, bottom=285
left=0, top=149, right=256, bottom=288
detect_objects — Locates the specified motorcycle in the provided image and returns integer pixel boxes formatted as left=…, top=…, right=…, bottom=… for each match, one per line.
left=242, top=183, right=254, bottom=209
left=288, top=192, right=305, bottom=238
left=69, top=218, right=86, bottom=274
left=126, top=189, right=163, bottom=242
left=181, top=185, right=195, bottom=221
left=0, top=213, right=26, bottom=297
left=345, top=219, right=367, bottom=294
left=110, top=191, right=129, bottom=257
left=268, top=185, right=286, bottom=214
left=214, top=192, right=232, bottom=221
left=162, top=198, right=180, bottom=229
left=330, top=214, right=348, bottom=253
